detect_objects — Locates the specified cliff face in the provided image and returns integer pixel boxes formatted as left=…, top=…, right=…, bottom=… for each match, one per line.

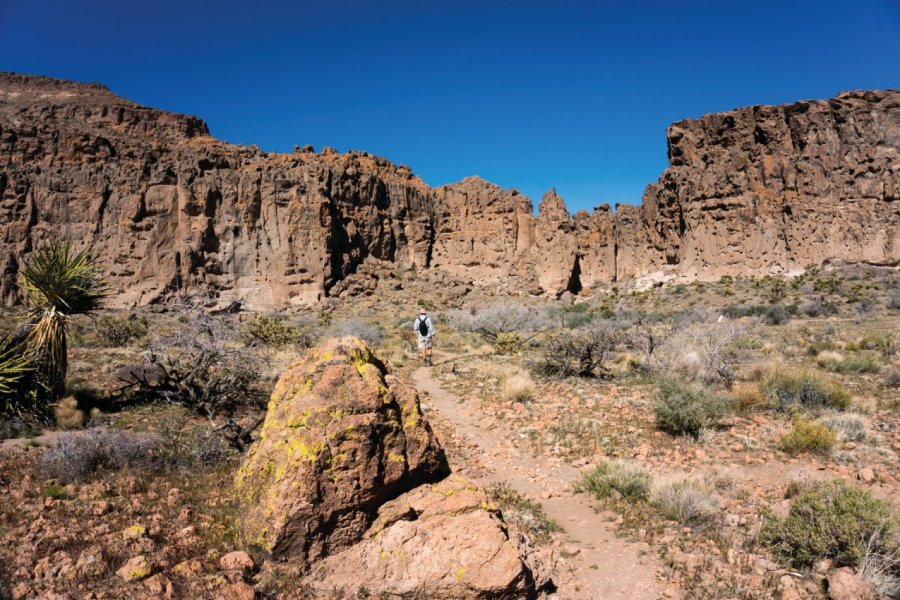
left=1, top=73, right=897, bottom=308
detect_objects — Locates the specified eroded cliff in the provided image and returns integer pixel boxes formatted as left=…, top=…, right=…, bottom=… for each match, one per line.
left=1, top=73, right=897, bottom=307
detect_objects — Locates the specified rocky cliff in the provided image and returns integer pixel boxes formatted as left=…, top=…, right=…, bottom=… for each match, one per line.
left=1, top=73, right=897, bottom=308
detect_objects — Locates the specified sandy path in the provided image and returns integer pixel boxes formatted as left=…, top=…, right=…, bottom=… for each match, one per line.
left=413, top=353, right=663, bottom=599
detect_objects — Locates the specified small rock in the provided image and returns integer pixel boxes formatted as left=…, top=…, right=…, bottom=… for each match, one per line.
left=173, top=559, right=203, bottom=578
left=144, top=573, right=173, bottom=597
left=214, top=582, right=256, bottom=600
left=826, top=567, right=874, bottom=600
left=116, top=555, right=152, bottom=582
left=219, top=550, right=254, bottom=573
left=857, top=467, right=874, bottom=483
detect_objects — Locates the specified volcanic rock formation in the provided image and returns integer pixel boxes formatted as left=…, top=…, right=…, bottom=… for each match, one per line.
left=1, top=73, right=897, bottom=307
left=234, top=337, right=447, bottom=566
left=236, top=337, right=548, bottom=597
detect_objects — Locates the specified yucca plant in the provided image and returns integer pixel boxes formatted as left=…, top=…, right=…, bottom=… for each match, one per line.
left=18, top=240, right=109, bottom=397
left=0, top=337, right=34, bottom=417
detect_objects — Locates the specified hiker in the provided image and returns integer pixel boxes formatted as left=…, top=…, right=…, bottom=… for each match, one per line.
left=413, top=309, right=436, bottom=366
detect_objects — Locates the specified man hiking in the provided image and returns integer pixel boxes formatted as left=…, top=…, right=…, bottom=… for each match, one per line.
left=413, top=309, right=436, bottom=366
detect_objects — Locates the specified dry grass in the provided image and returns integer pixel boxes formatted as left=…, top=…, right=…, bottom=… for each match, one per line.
left=502, top=371, right=535, bottom=403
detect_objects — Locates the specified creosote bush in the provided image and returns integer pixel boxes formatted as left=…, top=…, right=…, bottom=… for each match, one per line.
left=95, top=314, right=148, bottom=347
left=653, top=378, right=732, bottom=438
left=778, top=419, right=836, bottom=455
left=575, top=459, right=653, bottom=501
left=758, top=369, right=850, bottom=412
left=533, top=324, right=621, bottom=378
left=760, top=480, right=899, bottom=572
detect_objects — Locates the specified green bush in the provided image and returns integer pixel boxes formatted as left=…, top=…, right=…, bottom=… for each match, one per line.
left=653, top=378, right=732, bottom=438
left=240, top=314, right=305, bottom=348
left=760, top=480, right=899, bottom=570
left=778, top=419, right=836, bottom=455
left=95, top=315, right=148, bottom=347
left=575, top=460, right=653, bottom=501
left=494, top=331, right=525, bottom=354
left=758, top=369, right=850, bottom=412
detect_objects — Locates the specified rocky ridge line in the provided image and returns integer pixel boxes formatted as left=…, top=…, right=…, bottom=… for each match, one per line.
left=1, top=73, right=897, bottom=308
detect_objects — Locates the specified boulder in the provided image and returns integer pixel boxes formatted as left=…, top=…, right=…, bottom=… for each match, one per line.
left=309, top=475, right=549, bottom=599
left=235, top=337, right=448, bottom=567
left=826, top=567, right=874, bottom=600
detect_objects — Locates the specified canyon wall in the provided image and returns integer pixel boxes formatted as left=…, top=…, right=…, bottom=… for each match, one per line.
left=1, top=73, right=897, bottom=308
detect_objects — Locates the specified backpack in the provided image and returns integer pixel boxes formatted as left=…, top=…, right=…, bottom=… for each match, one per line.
left=417, top=317, right=429, bottom=337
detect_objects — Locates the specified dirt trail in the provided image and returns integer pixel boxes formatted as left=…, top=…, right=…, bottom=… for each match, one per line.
left=413, top=353, right=663, bottom=599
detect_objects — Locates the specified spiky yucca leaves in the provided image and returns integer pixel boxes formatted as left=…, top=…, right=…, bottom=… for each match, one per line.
left=21, top=241, right=109, bottom=315
left=0, top=338, right=33, bottom=401
left=19, top=241, right=109, bottom=395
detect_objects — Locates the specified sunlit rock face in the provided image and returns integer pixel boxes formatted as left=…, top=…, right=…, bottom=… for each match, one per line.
left=2, top=73, right=897, bottom=306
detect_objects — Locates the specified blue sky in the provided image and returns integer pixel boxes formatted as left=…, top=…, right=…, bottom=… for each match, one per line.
left=1, top=0, right=898, bottom=212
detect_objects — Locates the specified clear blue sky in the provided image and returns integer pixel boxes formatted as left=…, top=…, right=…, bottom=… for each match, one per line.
left=1, top=0, right=898, bottom=212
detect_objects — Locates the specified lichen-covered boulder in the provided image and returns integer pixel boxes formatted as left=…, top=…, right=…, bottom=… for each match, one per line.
left=308, top=475, right=549, bottom=598
left=235, top=337, right=448, bottom=567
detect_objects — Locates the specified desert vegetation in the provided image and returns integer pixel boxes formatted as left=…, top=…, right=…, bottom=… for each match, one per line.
left=1, top=261, right=898, bottom=599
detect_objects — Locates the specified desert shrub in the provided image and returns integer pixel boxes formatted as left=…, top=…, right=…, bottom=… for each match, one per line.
left=549, top=302, right=594, bottom=329
left=888, top=288, right=900, bottom=310
left=155, top=415, right=234, bottom=471
left=493, top=332, right=525, bottom=354
left=652, top=478, right=721, bottom=529
left=447, top=302, right=550, bottom=346
left=653, top=378, right=732, bottom=438
left=779, top=419, right=836, bottom=455
left=532, top=324, right=621, bottom=378
left=652, top=318, right=747, bottom=387
left=624, top=320, right=673, bottom=369
left=722, top=304, right=769, bottom=320
left=760, top=480, right=899, bottom=572
left=816, top=353, right=881, bottom=373
left=575, top=459, right=653, bottom=501
left=732, top=382, right=772, bottom=413
left=40, top=429, right=157, bottom=483
left=798, top=298, right=839, bottom=318
left=0, top=415, right=38, bottom=440
left=822, top=413, right=868, bottom=442
left=859, top=334, right=898, bottom=359
left=487, top=482, right=560, bottom=544
left=240, top=314, right=308, bottom=348
left=884, top=367, right=900, bottom=389
left=502, top=372, right=535, bottom=403
left=95, top=314, right=148, bottom=347
left=119, top=297, right=265, bottom=428
left=325, top=318, right=383, bottom=346
left=764, top=304, right=790, bottom=325
left=758, top=369, right=850, bottom=412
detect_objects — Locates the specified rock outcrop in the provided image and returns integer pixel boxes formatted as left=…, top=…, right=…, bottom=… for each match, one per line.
left=234, top=337, right=447, bottom=566
left=1, top=72, right=897, bottom=306
left=309, top=475, right=547, bottom=598
left=237, top=338, right=548, bottom=597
